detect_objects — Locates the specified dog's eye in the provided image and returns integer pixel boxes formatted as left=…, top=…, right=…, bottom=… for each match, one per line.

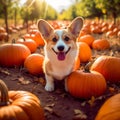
left=52, top=37, right=57, bottom=42
left=64, top=36, right=70, bottom=41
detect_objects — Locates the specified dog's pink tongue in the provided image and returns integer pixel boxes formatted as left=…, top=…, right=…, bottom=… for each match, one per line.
left=57, top=52, right=65, bottom=60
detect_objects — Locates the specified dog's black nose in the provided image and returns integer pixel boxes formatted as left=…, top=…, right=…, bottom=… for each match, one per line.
left=57, top=46, right=64, bottom=51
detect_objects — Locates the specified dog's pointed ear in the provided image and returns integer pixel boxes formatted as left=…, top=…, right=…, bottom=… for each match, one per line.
left=68, top=17, right=84, bottom=38
left=37, top=19, right=54, bottom=39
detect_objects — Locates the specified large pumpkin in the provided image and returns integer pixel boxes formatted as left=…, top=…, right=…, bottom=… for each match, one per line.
left=0, top=43, right=31, bottom=67
left=66, top=69, right=107, bottom=99
left=0, top=79, right=45, bottom=120
left=90, top=56, right=120, bottom=83
left=95, top=93, right=120, bottom=120
left=77, top=42, right=92, bottom=63
left=24, top=53, right=44, bottom=75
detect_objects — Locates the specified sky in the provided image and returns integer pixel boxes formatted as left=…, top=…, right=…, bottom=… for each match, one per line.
left=20, top=0, right=75, bottom=13
left=45, top=0, right=75, bottom=13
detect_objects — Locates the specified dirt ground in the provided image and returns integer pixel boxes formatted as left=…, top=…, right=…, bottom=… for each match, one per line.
left=0, top=30, right=120, bottom=120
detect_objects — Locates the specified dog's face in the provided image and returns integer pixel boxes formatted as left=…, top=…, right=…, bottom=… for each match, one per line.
left=38, top=17, right=83, bottom=61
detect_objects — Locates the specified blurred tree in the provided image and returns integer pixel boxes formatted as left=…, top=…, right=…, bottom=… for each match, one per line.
left=59, top=0, right=103, bottom=20
left=59, top=0, right=120, bottom=21
left=58, top=5, right=77, bottom=20
left=95, top=0, right=120, bottom=23
left=0, top=0, right=20, bottom=41
left=45, top=5, right=58, bottom=20
left=20, top=0, right=58, bottom=26
left=76, top=0, right=103, bottom=18
left=0, top=0, right=11, bottom=34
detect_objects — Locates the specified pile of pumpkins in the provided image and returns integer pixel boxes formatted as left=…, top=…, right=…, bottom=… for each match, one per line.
left=0, top=20, right=120, bottom=120
left=79, top=20, right=120, bottom=38
left=0, top=25, right=46, bottom=119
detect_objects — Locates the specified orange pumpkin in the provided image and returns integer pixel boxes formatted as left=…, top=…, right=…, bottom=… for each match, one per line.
left=101, top=26, right=108, bottom=33
left=16, top=38, right=37, bottom=53
left=35, top=31, right=45, bottom=46
left=77, top=34, right=94, bottom=47
left=91, top=56, right=120, bottom=83
left=66, top=69, right=106, bottom=99
left=106, top=31, right=114, bottom=37
left=95, top=93, right=120, bottom=120
left=117, top=31, right=120, bottom=37
left=24, top=53, right=44, bottom=75
left=28, top=29, right=38, bottom=34
left=78, top=42, right=92, bottom=63
left=0, top=79, right=45, bottom=120
left=23, top=32, right=45, bottom=47
left=73, top=56, right=80, bottom=71
left=0, top=43, right=31, bottom=67
left=92, top=39, right=110, bottom=50
left=0, top=32, right=8, bottom=41
left=0, top=27, right=5, bottom=33
left=91, top=26, right=102, bottom=34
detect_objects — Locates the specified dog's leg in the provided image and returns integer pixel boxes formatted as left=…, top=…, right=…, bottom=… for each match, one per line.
left=45, top=74, right=54, bottom=91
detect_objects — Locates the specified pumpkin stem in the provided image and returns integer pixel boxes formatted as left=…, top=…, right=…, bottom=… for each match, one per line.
left=84, top=60, right=94, bottom=72
left=0, top=80, right=10, bottom=106
left=12, top=39, right=16, bottom=43
left=21, top=37, right=26, bottom=41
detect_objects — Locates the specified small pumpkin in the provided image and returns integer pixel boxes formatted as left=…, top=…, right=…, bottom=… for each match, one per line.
left=0, top=42, right=31, bottom=67
left=0, top=32, right=8, bottom=41
left=23, top=31, right=45, bottom=46
left=66, top=64, right=107, bottom=99
left=101, top=26, right=108, bottom=33
left=117, top=31, right=120, bottom=38
left=16, top=37, right=37, bottom=53
left=95, top=93, right=120, bottom=120
left=34, top=31, right=45, bottom=46
left=0, top=79, right=45, bottom=120
left=0, top=27, right=5, bottom=33
left=92, top=39, right=110, bottom=50
left=28, top=29, right=38, bottom=34
left=24, top=53, right=44, bottom=75
left=106, top=31, right=114, bottom=37
left=90, top=56, right=120, bottom=83
left=78, top=34, right=94, bottom=47
left=78, top=42, right=92, bottom=63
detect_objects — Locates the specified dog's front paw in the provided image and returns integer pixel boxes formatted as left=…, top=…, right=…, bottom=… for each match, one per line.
left=45, top=83, right=54, bottom=92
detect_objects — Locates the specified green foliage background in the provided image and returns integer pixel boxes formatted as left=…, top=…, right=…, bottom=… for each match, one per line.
left=0, top=0, right=120, bottom=26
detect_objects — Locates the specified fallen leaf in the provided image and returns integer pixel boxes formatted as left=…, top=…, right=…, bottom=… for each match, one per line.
left=18, top=77, right=30, bottom=85
left=109, top=87, right=115, bottom=93
left=0, top=68, right=10, bottom=75
left=73, top=109, right=87, bottom=120
left=34, top=77, right=46, bottom=86
left=73, top=114, right=87, bottom=120
left=88, top=96, right=95, bottom=106
left=81, top=102, right=86, bottom=107
left=74, top=109, right=82, bottom=115
left=46, top=103, right=55, bottom=107
left=44, top=106, right=53, bottom=114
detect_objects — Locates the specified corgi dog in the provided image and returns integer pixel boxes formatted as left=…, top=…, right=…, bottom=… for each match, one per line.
left=38, top=17, right=83, bottom=92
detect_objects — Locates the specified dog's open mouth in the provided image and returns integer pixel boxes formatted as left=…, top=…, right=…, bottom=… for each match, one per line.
left=52, top=47, right=71, bottom=61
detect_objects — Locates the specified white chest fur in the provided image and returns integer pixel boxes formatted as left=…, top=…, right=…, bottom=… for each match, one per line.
left=50, top=59, right=74, bottom=80
left=46, top=49, right=77, bottom=80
